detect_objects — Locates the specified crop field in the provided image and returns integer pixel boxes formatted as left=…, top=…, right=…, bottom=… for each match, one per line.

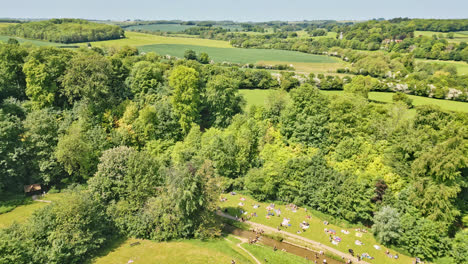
left=125, top=23, right=195, bottom=32
left=90, top=31, right=232, bottom=48
left=221, top=193, right=413, bottom=264
left=240, top=89, right=468, bottom=113
left=139, top=43, right=341, bottom=65
left=415, top=30, right=468, bottom=43
left=416, top=58, right=468, bottom=75
left=0, top=23, right=17, bottom=28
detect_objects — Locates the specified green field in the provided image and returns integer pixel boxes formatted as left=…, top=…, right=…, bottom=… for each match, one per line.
left=139, top=44, right=341, bottom=65
left=125, top=23, right=195, bottom=32
left=416, top=58, right=468, bottom=75
left=0, top=193, right=65, bottom=229
left=239, top=89, right=468, bottom=113
left=92, top=236, right=312, bottom=264
left=90, top=31, right=231, bottom=48
left=0, top=35, right=67, bottom=46
left=415, top=30, right=468, bottom=43
left=93, top=238, right=253, bottom=264
left=221, top=193, right=413, bottom=264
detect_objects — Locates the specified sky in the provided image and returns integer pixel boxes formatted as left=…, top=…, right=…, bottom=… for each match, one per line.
left=1, top=0, right=467, bottom=22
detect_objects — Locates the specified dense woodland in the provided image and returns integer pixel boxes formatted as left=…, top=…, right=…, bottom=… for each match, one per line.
left=0, top=40, right=467, bottom=263
left=0, top=19, right=124, bottom=43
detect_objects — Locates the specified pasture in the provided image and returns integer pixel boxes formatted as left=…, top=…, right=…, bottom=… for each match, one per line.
left=221, top=193, right=413, bottom=264
left=0, top=35, right=65, bottom=46
left=139, top=43, right=341, bottom=65
left=415, top=30, right=468, bottom=43
left=89, top=31, right=231, bottom=48
left=416, top=58, right=468, bottom=75
left=239, top=89, right=468, bottom=113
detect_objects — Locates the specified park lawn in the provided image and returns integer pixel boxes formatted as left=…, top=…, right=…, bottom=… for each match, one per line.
left=242, top=243, right=309, bottom=264
left=90, top=31, right=231, bottom=48
left=0, top=193, right=66, bottom=229
left=220, top=193, right=413, bottom=264
left=93, top=237, right=254, bottom=264
left=139, top=44, right=340, bottom=65
left=415, top=58, right=468, bottom=75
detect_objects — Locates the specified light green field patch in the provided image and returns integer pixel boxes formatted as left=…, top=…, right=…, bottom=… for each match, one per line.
left=0, top=35, right=67, bottom=46
left=139, top=44, right=340, bottom=65
left=0, top=23, right=17, bottom=28
left=415, top=30, right=468, bottom=43
left=93, top=238, right=253, bottom=264
left=258, top=60, right=347, bottom=74
left=0, top=193, right=65, bottom=229
left=239, top=89, right=279, bottom=108
left=415, top=58, right=468, bottom=75
left=90, top=31, right=232, bottom=48
left=321, top=90, right=468, bottom=113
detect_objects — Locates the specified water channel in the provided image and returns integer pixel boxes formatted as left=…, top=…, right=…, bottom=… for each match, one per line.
left=224, top=224, right=345, bottom=264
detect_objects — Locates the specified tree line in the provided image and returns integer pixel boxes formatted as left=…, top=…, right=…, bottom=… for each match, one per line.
left=0, top=19, right=124, bottom=44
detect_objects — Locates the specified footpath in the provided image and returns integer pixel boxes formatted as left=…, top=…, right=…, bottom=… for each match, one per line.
left=218, top=211, right=369, bottom=264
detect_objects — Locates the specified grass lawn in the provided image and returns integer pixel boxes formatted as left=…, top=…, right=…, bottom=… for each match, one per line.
left=242, top=243, right=309, bottom=264
left=220, top=193, right=413, bottom=264
left=239, top=89, right=284, bottom=108
left=92, top=237, right=254, bottom=264
left=415, top=58, right=468, bottom=75
left=90, top=31, right=231, bottom=48
left=139, top=44, right=340, bottom=65
left=0, top=193, right=65, bottom=229
left=125, top=24, right=195, bottom=32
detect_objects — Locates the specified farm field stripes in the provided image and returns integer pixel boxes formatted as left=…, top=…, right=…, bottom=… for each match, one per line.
left=139, top=43, right=341, bottom=65
left=90, top=31, right=232, bottom=48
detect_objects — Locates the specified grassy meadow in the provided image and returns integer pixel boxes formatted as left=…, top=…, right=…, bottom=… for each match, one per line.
left=89, top=31, right=231, bottom=48
left=93, top=238, right=253, bottom=264
left=240, top=89, right=468, bottom=113
left=139, top=43, right=341, bottom=65
left=0, top=35, right=67, bottom=46
left=220, top=193, right=413, bottom=264
left=415, top=30, right=468, bottom=43
left=0, top=193, right=65, bottom=229
left=416, top=58, right=468, bottom=75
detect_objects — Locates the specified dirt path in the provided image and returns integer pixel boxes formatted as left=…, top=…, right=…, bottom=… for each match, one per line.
left=225, top=236, right=262, bottom=264
left=218, top=211, right=368, bottom=264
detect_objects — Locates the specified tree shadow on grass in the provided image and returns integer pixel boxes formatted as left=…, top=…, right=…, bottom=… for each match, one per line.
left=84, top=236, right=128, bottom=264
